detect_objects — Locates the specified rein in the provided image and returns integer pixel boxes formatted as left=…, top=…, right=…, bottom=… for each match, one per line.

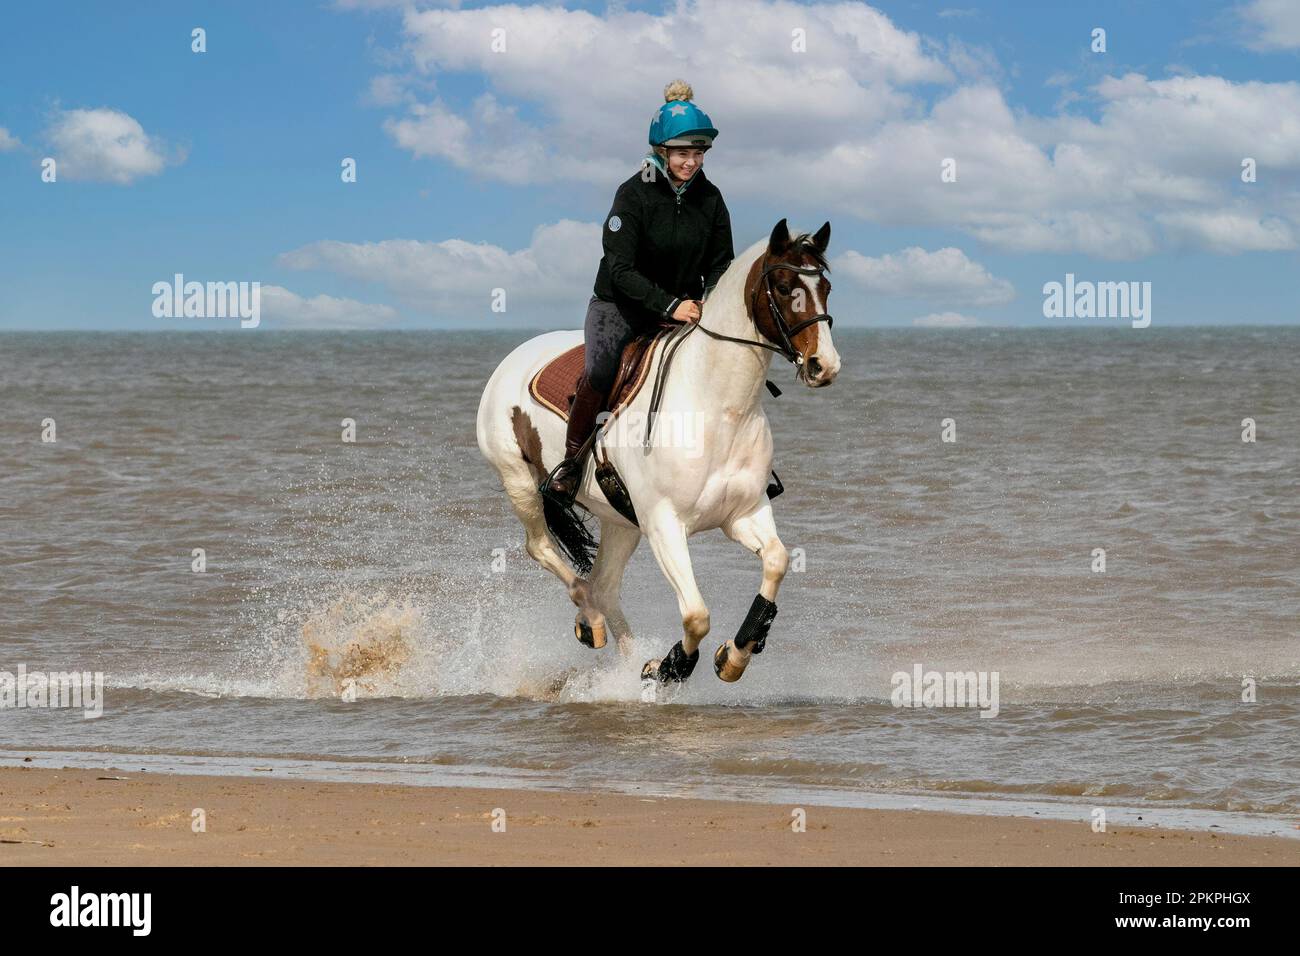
left=640, top=253, right=834, bottom=448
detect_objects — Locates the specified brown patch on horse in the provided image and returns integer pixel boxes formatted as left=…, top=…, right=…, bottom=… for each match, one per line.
left=511, top=405, right=545, bottom=480
left=744, top=255, right=768, bottom=339
left=748, top=235, right=830, bottom=361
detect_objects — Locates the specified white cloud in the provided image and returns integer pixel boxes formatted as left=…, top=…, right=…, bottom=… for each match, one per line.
left=278, top=223, right=1013, bottom=326
left=913, top=311, right=979, bottom=328
left=45, top=108, right=171, bottom=183
left=382, top=94, right=578, bottom=185
left=259, top=286, right=399, bottom=329
left=826, top=72, right=1300, bottom=258
left=0, top=127, right=20, bottom=151
left=1157, top=208, right=1296, bottom=253
left=277, top=219, right=599, bottom=320
left=835, top=246, right=1015, bottom=305
left=365, top=73, right=413, bottom=107
left=344, top=1, right=1300, bottom=258
left=1239, top=0, right=1300, bottom=51
left=381, top=0, right=948, bottom=185
left=944, top=37, right=1003, bottom=83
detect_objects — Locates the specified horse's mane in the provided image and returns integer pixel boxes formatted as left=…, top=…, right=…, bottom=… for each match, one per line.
left=703, top=228, right=829, bottom=306
left=790, top=233, right=830, bottom=272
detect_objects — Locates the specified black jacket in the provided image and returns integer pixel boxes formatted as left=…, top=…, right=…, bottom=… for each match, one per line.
left=593, top=162, right=734, bottom=331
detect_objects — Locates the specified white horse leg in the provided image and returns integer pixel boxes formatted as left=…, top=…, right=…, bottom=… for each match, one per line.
left=715, top=503, right=789, bottom=682
left=496, top=455, right=608, bottom=649
left=587, top=520, right=641, bottom=659
left=640, top=506, right=710, bottom=683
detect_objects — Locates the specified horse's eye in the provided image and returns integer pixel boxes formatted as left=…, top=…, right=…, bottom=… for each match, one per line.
left=776, top=284, right=791, bottom=295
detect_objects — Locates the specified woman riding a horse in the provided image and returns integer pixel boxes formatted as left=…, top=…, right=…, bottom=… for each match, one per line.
left=542, top=79, right=734, bottom=504
left=478, top=77, right=840, bottom=690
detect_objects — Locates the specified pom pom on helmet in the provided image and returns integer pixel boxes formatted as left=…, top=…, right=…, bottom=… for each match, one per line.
left=664, top=79, right=694, bottom=102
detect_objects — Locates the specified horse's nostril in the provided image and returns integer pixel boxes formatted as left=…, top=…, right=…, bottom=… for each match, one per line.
left=807, top=356, right=822, bottom=376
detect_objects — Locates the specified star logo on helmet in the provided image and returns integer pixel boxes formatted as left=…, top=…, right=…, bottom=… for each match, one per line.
left=669, top=103, right=688, bottom=116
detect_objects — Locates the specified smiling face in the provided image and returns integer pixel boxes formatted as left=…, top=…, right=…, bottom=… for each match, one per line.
left=664, top=147, right=705, bottom=184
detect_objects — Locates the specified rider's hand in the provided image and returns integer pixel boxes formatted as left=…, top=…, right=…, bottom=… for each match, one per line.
left=672, top=300, right=701, bottom=324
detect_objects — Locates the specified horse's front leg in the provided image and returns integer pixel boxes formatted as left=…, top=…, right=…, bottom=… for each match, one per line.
left=715, top=503, right=789, bottom=682
left=640, top=505, right=710, bottom=684
left=588, top=519, right=641, bottom=659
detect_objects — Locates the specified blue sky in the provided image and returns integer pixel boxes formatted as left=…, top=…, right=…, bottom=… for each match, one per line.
left=1, top=0, right=1297, bottom=330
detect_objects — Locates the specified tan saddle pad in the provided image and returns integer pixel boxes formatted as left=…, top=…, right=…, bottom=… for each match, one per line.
left=530, top=325, right=676, bottom=421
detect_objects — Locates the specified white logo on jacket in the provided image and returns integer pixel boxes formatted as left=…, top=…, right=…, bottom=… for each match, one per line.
left=608, top=215, right=621, bottom=232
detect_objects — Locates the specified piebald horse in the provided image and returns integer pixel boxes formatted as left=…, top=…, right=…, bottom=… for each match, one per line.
left=476, top=219, right=840, bottom=689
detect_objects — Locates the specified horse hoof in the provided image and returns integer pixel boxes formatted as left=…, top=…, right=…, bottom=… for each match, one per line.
left=642, top=641, right=698, bottom=683
left=713, top=640, right=749, bottom=683
left=575, top=616, right=606, bottom=650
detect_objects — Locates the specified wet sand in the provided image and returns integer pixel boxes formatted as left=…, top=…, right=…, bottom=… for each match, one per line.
left=1, top=767, right=1296, bottom=866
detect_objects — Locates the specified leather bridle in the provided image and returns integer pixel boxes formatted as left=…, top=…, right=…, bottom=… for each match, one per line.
left=641, top=249, right=834, bottom=448
left=693, top=254, right=834, bottom=372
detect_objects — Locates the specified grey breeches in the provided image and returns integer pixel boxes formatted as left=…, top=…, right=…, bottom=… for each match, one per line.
left=583, top=295, right=640, bottom=395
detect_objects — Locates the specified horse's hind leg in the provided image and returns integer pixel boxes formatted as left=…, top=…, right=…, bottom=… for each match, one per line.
left=496, top=456, right=609, bottom=649
left=588, top=520, right=641, bottom=659
left=715, top=503, right=788, bottom=682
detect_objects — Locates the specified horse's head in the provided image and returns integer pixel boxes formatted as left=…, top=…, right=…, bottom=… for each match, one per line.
left=749, top=218, right=841, bottom=387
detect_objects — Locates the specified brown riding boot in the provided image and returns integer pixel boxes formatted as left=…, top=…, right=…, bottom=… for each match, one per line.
left=541, top=375, right=607, bottom=503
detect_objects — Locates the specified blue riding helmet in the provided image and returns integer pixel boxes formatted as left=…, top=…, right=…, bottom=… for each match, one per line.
left=649, top=98, right=719, bottom=148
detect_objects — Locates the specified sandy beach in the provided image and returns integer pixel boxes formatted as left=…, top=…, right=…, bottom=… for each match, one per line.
left=2, top=766, right=1296, bottom=866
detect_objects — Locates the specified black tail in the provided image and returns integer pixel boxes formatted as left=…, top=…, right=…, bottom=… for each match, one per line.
left=542, top=494, right=598, bottom=575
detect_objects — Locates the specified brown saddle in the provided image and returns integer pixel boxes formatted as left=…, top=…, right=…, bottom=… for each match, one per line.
left=530, top=324, right=677, bottom=422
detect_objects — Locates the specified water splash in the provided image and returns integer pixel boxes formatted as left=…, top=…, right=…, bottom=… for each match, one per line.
left=301, top=595, right=419, bottom=698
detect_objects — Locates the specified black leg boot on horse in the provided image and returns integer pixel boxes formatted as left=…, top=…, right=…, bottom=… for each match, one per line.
left=540, top=373, right=608, bottom=506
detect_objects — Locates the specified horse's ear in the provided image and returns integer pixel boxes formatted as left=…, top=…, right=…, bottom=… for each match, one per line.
left=811, top=221, right=831, bottom=253
left=768, top=218, right=790, bottom=253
